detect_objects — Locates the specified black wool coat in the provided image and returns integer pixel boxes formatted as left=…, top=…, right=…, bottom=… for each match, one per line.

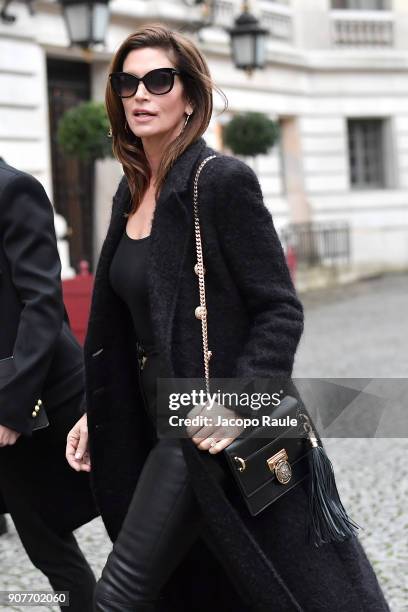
left=0, top=161, right=97, bottom=533
left=84, top=138, right=389, bottom=612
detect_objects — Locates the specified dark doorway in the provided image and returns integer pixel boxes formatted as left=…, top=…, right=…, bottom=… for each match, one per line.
left=47, top=58, right=94, bottom=271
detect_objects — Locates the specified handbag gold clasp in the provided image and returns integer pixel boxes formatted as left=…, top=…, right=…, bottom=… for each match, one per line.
left=267, top=448, right=292, bottom=485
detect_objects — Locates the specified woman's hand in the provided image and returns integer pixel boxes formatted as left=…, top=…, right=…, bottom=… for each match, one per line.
left=186, top=401, right=244, bottom=454
left=66, top=413, right=91, bottom=472
left=0, top=425, right=21, bottom=447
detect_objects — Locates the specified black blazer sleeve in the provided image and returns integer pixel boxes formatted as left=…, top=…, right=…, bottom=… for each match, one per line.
left=214, top=157, right=304, bottom=381
left=0, top=173, right=64, bottom=435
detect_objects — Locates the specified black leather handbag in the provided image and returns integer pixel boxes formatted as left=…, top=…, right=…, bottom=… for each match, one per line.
left=192, top=155, right=360, bottom=546
left=222, top=394, right=317, bottom=516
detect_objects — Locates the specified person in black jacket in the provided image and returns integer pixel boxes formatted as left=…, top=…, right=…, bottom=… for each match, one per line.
left=67, top=25, right=389, bottom=612
left=0, top=158, right=98, bottom=611
left=0, top=158, right=7, bottom=540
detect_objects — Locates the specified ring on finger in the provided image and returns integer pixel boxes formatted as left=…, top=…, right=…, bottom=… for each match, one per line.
left=208, top=437, right=217, bottom=448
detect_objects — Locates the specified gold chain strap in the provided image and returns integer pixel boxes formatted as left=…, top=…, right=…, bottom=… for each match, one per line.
left=193, top=155, right=217, bottom=399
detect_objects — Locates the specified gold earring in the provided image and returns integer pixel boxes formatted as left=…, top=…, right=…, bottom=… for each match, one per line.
left=107, top=127, right=112, bottom=138
left=183, top=112, right=192, bottom=129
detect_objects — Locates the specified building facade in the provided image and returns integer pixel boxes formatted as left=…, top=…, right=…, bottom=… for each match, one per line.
left=1, top=0, right=408, bottom=276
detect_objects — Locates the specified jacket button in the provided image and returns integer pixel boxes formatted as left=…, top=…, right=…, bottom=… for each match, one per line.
left=32, top=411, right=38, bottom=418
left=37, top=399, right=42, bottom=406
left=35, top=406, right=40, bottom=413
left=195, top=306, right=206, bottom=320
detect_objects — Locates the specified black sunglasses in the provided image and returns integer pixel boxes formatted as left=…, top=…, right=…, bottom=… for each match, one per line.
left=109, top=68, right=181, bottom=98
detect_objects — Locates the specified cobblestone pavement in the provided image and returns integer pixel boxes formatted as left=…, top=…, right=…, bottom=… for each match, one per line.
left=0, top=272, right=407, bottom=611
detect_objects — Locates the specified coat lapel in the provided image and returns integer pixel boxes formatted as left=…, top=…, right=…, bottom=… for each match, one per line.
left=85, top=180, right=129, bottom=350
left=143, top=137, right=208, bottom=365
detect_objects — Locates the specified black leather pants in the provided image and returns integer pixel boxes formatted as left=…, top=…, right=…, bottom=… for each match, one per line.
left=94, top=351, right=204, bottom=611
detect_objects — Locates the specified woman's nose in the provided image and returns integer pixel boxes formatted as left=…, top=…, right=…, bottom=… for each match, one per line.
left=134, top=81, right=150, bottom=100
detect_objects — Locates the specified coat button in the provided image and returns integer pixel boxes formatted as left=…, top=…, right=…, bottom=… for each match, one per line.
left=37, top=399, right=42, bottom=406
left=195, top=306, right=206, bottom=320
left=194, top=263, right=205, bottom=276
left=35, top=406, right=40, bottom=413
left=32, top=411, right=37, bottom=418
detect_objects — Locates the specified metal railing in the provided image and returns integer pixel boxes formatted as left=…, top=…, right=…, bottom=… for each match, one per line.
left=280, top=221, right=351, bottom=267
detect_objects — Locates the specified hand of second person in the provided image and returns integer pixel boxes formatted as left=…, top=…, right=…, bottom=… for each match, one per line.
left=0, top=425, right=21, bottom=447
left=186, top=401, right=244, bottom=454
left=66, top=413, right=91, bottom=472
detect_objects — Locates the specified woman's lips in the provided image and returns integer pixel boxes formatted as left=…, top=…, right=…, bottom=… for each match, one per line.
left=132, top=113, right=156, bottom=123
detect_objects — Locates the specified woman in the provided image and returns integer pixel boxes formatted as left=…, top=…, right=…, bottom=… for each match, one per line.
left=0, top=158, right=98, bottom=611
left=67, top=25, right=389, bottom=612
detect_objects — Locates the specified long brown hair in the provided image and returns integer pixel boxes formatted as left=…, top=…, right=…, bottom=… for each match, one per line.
left=105, top=24, right=227, bottom=213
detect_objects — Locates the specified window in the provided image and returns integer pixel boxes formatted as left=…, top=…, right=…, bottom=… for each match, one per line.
left=331, top=0, right=389, bottom=9
left=347, top=119, right=388, bottom=189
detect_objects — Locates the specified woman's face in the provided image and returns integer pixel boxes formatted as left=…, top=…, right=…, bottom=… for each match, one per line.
left=121, top=47, right=192, bottom=146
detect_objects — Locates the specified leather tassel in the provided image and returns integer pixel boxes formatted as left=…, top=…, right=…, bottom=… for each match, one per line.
left=300, top=414, right=361, bottom=548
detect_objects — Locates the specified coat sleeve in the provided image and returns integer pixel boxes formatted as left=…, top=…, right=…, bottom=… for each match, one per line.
left=0, top=173, right=64, bottom=435
left=213, top=157, right=304, bottom=386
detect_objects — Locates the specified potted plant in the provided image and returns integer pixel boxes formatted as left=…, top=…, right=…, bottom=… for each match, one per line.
left=57, top=101, right=112, bottom=162
left=223, top=111, right=279, bottom=158
left=57, top=101, right=115, bottom=270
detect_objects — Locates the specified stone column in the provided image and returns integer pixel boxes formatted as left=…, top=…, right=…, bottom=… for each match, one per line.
left=280, top=116, right=311, bottom=223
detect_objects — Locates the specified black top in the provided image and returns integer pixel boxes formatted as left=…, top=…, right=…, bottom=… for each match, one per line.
left=109, top=231, right=156, bottom=353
